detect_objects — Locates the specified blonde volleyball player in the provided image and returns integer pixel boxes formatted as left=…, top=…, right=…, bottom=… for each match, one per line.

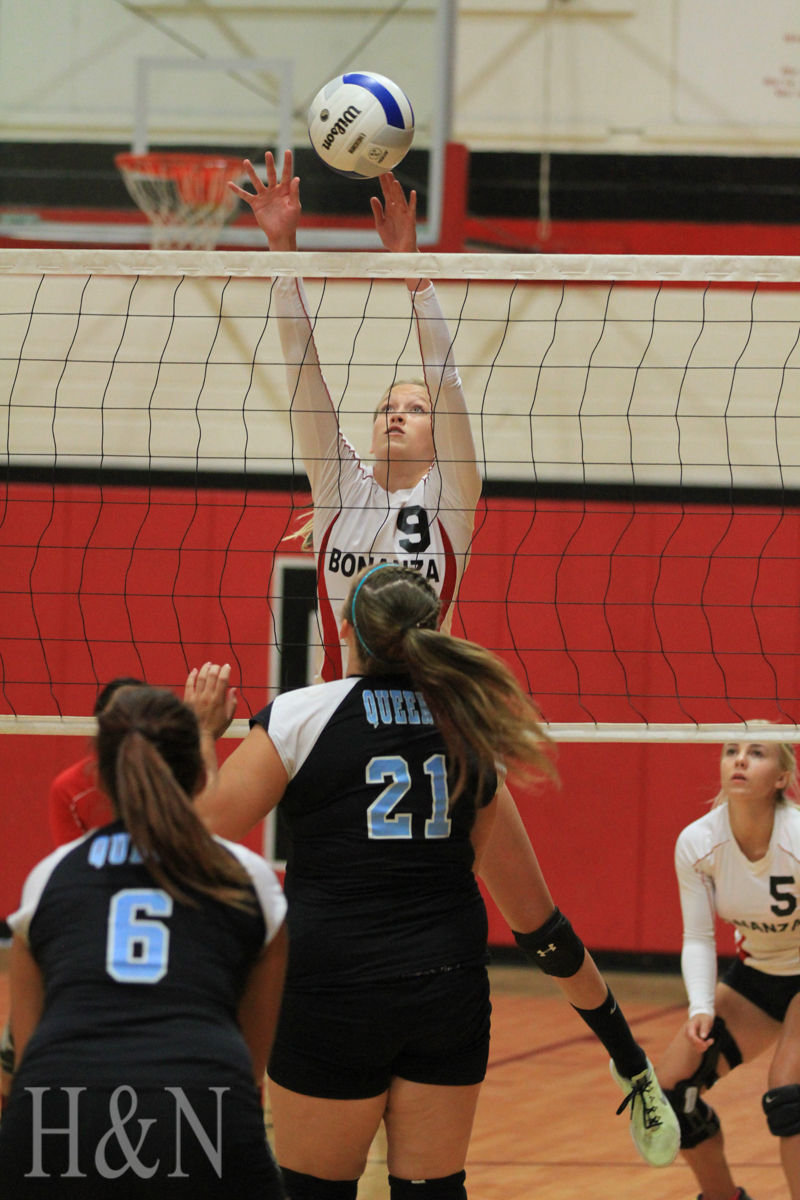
left=230, top=152, right=679, bottom=1171
left=230, top=152, right=478, bottom=683
left=655, top=735, right=800, bottom=1200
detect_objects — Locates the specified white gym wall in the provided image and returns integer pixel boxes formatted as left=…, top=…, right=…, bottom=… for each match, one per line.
left=1, top=1, right=799, bottom=157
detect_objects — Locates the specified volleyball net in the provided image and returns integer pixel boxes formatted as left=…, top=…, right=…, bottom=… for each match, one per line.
left=2, top=248, right=800, bottom=742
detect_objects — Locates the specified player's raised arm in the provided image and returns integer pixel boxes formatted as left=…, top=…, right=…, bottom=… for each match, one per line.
left=234, top=150, right=344, bottom=494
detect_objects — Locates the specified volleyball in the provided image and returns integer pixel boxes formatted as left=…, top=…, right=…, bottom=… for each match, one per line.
left=307, top=72, right=415, bottom=180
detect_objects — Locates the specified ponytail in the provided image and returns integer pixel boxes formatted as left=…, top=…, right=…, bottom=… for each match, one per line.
left=346, top=564, right=554, bottom=803
left=97, top=686, right=254, bottom=910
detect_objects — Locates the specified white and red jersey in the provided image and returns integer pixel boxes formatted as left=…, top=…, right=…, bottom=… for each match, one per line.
left=675, top=801, right=800, bottom=1018
left=274, top=276, right=481, bottom=680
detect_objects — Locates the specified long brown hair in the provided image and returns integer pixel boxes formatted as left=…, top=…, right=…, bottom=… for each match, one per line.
left=96, top=685, right=253, bottom=909
left=346, top=563, right=554, bottom=804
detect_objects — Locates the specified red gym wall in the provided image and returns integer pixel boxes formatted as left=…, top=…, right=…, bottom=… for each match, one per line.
left=4, top=478, right=795, bottom=958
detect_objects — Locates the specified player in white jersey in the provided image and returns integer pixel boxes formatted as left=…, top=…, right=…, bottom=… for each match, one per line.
left=655, top=734, right=800, bottom=1200
left=230, top=151, right=479, bottom=680
left=230, top=152, right=680, bottom=1171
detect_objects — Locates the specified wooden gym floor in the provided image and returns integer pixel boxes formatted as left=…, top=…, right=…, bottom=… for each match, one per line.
left=0, top=956, right=786, bottom=1198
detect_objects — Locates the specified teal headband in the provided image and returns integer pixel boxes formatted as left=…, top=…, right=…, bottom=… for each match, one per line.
left=351, top=562, right=397, bottom=661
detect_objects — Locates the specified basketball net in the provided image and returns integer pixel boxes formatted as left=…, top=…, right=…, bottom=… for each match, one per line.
left=114, top=152, right=248, bottom=249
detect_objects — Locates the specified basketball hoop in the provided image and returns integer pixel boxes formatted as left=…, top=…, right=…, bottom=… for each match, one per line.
left=114, top=152, right=248, bottom=250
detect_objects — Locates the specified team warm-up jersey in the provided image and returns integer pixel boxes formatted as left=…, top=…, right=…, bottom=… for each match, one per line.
left=274, top=276, right=482, bottom=680
left=8, top=822, right=287, bottom=1088
left=251, top=673, right=495, bottom=987
left=48, top=754, right=112, bottom=845
left=675, top=801, right=800, bottom=1017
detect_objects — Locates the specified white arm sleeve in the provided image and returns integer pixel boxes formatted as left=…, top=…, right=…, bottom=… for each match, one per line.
left=272, top=275, right=351, bottom=498
left=273, top=276, right=481, bottom=509
left=412, top=283, right=482, bottom=509
left=674, top=830, right=718, bottom=1019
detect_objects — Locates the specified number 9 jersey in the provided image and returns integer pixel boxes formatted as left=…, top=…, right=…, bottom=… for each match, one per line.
left=274, top=276, right=482, bottom=681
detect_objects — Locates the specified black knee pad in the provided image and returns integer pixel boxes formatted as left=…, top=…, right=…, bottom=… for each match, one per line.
left=280, top=1168, right=359, bottom=1199
left=663, top=1014, right=742, bottom=1149
left=704, top=1016, right=743, bottom=1077
left=512, top=908, right=585, bottom=978
left=679, top=1016, right=743, bottom=1096
left=388, top=1170, right=467, bottom=1198
left=664, top=1087, right=721, bottom=1149
left=763, top=1084, right=800, bottom=1137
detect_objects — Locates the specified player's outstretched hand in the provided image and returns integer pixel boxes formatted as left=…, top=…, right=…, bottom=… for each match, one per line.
left=185, top=662, right=237, bottom=740
left=229, top=149, right=301, bottom=250
left=370, top=172, right=418, bottom=254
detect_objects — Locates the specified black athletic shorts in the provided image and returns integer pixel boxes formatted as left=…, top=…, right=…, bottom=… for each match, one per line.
left=720, top=958, right=800, bottom=1023
left=269, top=962, right=491, bottom=1100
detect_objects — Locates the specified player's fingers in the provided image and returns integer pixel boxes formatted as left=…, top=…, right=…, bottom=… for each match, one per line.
left=242, top=158, right=262, bottom=189
left=279, top=148, right=294, bottom=183
left=228, top=181, right=252, bottom=202
left=195, top=661, right=214, bottom=691
left=264, top=150, right=278, bottom=186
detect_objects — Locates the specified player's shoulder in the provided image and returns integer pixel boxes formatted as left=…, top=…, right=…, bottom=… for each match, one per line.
left=214, top=838, right=287, bottom=939
left=262, top=676, right=358, bottom=724
left=253, top=677, right=363, bottom=778
left=217, top=836, right=274, bottom=881
left=676, top=803, right=728, bottom=858
left=51, top=754, right=94, bottom=789
left=9, top=835, right=92, bottom=940
left=775, top=802, right=800, bottom=842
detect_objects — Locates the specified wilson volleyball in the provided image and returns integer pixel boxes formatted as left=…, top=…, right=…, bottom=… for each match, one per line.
left=307, top=72, right=414, bottom=179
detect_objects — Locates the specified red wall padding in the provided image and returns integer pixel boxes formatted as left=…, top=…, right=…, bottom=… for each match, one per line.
left=3, top=479, right=797, bottom=955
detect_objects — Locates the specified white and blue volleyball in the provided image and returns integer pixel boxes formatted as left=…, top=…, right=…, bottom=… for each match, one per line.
left=307, top=72, right=414, bottom=179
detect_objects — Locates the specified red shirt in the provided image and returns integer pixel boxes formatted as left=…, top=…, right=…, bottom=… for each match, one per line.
left=48, top=756, right=113, bottom=846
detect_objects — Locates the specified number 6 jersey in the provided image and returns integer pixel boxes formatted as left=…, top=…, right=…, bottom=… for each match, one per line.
left=675, top=800, right=800, bottom=1019
left=7, top=828, right=286, bottom=1087
left=274, top=276, right=481, bottom=681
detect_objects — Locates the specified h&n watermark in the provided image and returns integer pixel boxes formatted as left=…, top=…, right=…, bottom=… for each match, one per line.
left=25, top=1085, right=229, bottom=1179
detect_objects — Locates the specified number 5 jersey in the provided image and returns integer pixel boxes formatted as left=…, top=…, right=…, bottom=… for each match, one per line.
left=675, top=800, right=800, bottom=1019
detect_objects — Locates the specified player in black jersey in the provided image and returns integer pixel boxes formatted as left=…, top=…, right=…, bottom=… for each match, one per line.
left=0, top=685, right=288, bottom=1198
left=232, top=153, right=680, bottom=1175
left=187, top=563, right=552, bottom=1200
